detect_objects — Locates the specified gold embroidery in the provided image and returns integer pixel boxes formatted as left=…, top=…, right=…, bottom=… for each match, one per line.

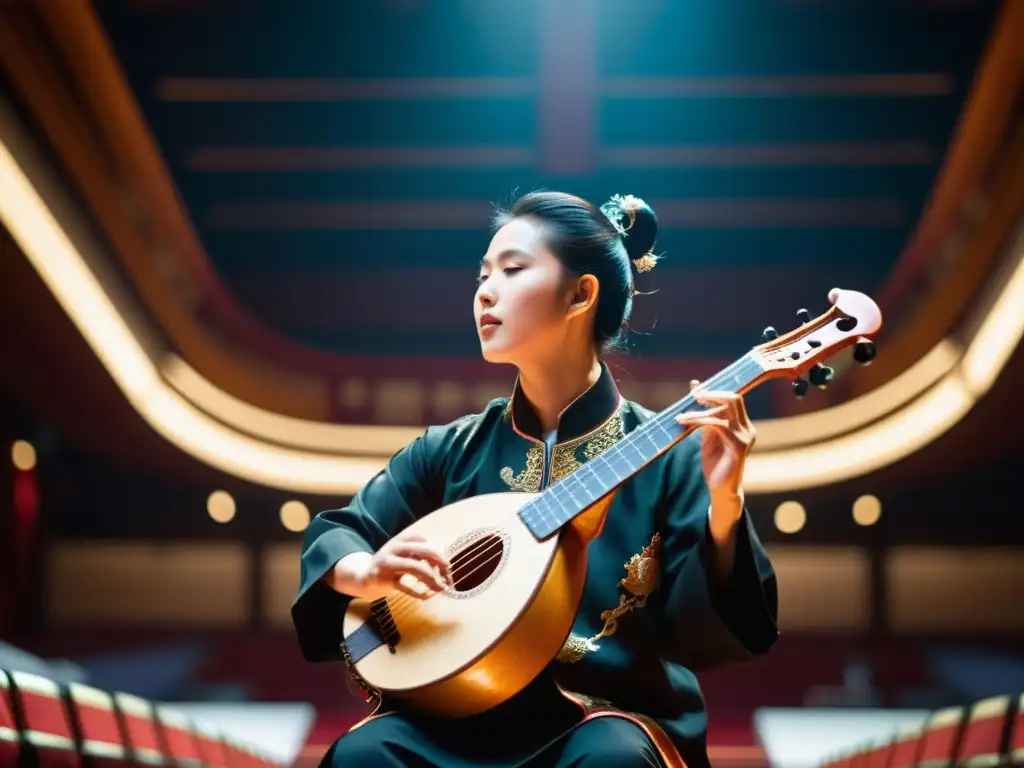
left=502, top=405, right=624, bottom=492
left=556, top=533, right=662, bottom=663
left=549, top=410, right=625, bottom=483
left=500, top=444, right=544, bottom=492
left=556, top=634, right=600, bottom=663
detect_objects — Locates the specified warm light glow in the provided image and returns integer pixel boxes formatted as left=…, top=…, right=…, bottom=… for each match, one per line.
left=775, top=501, right=806, bottom=534
left=852, top=494, right=882, bottom=526
left=207, top=490, right=236, bottom=523
left=280, top=500, right=311, bottom=532
left=0, top=138, right=387, bottom=494
left=162, top=354, right=421, bottom=455
left=3, top=127, right=1023, bottom=497
left=142, top=386, right=384, bottom=494
left=961, top=232, right=1024, bottom=395
left=745, top=374, right=975, bottom=493
left=753, top=339, right=961, bottom=451
left=11, top=440, right=37, bottom=471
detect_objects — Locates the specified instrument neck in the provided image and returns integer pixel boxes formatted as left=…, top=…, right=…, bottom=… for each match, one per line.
left=517, top=353, right=764, bottom=540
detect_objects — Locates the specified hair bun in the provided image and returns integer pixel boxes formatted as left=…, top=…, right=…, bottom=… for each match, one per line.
left=600, top=194, right=660, bottom=271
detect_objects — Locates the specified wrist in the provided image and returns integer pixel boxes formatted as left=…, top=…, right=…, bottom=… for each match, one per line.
left=327, top=551, right=374, bottom=597
left=709, top=491, right=743, bottom=542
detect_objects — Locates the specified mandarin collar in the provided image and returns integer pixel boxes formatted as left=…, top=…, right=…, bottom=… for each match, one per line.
left=509, top=363, right=622, bottom=443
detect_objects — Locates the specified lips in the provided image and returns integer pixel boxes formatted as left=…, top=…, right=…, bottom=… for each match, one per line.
left=479, top=314, right=501, bottom=339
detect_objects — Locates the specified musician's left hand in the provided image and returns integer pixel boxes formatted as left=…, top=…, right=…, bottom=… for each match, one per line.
left=675, top=379, right=757, bottom=534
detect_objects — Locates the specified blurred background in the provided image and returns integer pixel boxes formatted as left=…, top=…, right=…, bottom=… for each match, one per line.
left=0, top=1, right=1022, bottom=766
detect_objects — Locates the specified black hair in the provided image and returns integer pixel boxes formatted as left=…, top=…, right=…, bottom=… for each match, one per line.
left=492, top=191, right=660, bottom=355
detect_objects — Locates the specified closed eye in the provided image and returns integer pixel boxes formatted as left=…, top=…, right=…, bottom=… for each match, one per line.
left=476, top=265, right=523, bottom=286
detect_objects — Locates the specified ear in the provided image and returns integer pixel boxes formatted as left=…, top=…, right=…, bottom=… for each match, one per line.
left=567, top=274, right=600, bottom=320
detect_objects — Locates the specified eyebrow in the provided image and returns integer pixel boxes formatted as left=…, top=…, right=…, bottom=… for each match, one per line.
left=479, top=248, right=534, bottom=269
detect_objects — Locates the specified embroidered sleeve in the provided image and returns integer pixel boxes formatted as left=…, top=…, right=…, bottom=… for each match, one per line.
left=291, top=427, right=450, bottom=662
left=656, top=436, right=780, bottom=670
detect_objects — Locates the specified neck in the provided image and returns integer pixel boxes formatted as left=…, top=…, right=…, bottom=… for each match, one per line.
left=516, top=347, right=602, bottom=435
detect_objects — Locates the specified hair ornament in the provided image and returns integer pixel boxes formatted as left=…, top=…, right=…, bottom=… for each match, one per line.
left=599, top=194, right=643, bottom=235
left=632, top=252, right=659, bottom=273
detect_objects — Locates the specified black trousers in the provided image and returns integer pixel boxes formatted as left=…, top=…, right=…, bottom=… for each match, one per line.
left=324, top=714, right=664, bottom=767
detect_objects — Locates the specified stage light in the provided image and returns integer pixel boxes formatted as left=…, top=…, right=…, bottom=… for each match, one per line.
left=280, top=500, right=311, bottom=532
left=11, top=440, right=37, bottom=471
left=207, top=490, right=236, bottom=523
left=774, top=501, right=806, bottom=534
left=852, top=494, right=882, bottom=526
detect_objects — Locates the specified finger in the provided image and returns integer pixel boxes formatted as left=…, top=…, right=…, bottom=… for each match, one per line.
left=693, top=389, right=741, bottom=404
left=698, top=390, right=751, bottom=427
left=735, top=395, right=751, bottom=426
left=392, top=541, right=453, bottom=582
left=705, top=421, right=755, bottom=448
left=694, top=394, right=748, bottom=432
left=678, top=404, right=728, bottom=420
left=676, top=415, right=731, bottom=431
left=395, top=532, right=426, bottom=544
left=393, top=580, right=434, bottom=600
left=384, top=555, right=449, bottom=594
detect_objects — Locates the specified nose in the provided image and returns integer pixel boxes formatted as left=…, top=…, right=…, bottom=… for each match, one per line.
left=477, top=284, right=495, bottom=309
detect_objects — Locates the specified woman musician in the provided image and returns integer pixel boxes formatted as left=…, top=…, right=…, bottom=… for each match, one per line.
left=292, top=191, right=779, bottom=767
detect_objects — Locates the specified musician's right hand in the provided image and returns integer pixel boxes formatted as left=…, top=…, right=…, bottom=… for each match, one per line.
left=330, top=531, right=453, bottom=601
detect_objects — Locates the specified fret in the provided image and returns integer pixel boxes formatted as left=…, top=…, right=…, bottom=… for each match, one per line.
left=623, top=440, right=646, bottom=466
left=605, top=449, right=635, bottom=480
left=520, top=354, right=764, bottom=540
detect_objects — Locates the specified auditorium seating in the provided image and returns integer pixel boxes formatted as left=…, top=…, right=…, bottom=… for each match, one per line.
left=1011, top=693, right=1024, bottom=764
left=9, top=670, right=79, bottom=767
left=887, top=728, right=922, bottom=768
left=958, top=694, right=1010, bottom=766
left=0, top=670, right=22, bottom=767
left=916, top=705, right=964, bottom=767
left=820, top=690, right=1023, bottom=768
left=4, top=658, right=1022, bottom=768
left=66, top=682, right=128, bottom=767
left=0, top=666, right=279, bottom=767
left=155, top=705, right=204, bottom=767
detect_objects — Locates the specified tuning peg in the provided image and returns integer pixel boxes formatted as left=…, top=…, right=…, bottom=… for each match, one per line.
left=792, top=378, right=809, bottom=398
left=853, top=338, right=877, bottom=366
left=796, top=308, right=811, bottom=324
left=808, top=363, right=835, bottom=389
left=761, top=326, right=778, bottom=342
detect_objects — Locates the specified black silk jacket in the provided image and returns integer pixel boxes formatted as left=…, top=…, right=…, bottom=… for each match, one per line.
left=292, top=364, right=780, bottom=765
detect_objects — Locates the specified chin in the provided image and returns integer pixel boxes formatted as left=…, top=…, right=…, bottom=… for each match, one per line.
left=479, top=340, right=515, bottom=365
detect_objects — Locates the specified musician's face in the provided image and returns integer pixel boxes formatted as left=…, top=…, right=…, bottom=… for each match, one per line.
left=474, top=217, right=574, bottom=365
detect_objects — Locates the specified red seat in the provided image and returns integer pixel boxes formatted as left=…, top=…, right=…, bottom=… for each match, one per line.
left=66, top=683, right=129, bottom=767
left=191, top=721, right=230, bottom=768
left=221, top=735, right=260, bottom=768
left=850, top=747, right=873, bottom=768
left=914, top=706, right=963, bottom=768
left=888, top=730, right=923, bottom=768
left=154, top=706, right=203, bottom=768
left=0, top=670, right=23, bottom=768
left=864, top=740, right=894, bottom=768
left=1010, top=693, right=1024, bottom=765
left=957, top=694, right=1010, bottom=766
left=112, top=692, right=166, bottom=765
left=822, top=753, right=854, bottom=768
left=9, top=670, right=80, bottom=767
